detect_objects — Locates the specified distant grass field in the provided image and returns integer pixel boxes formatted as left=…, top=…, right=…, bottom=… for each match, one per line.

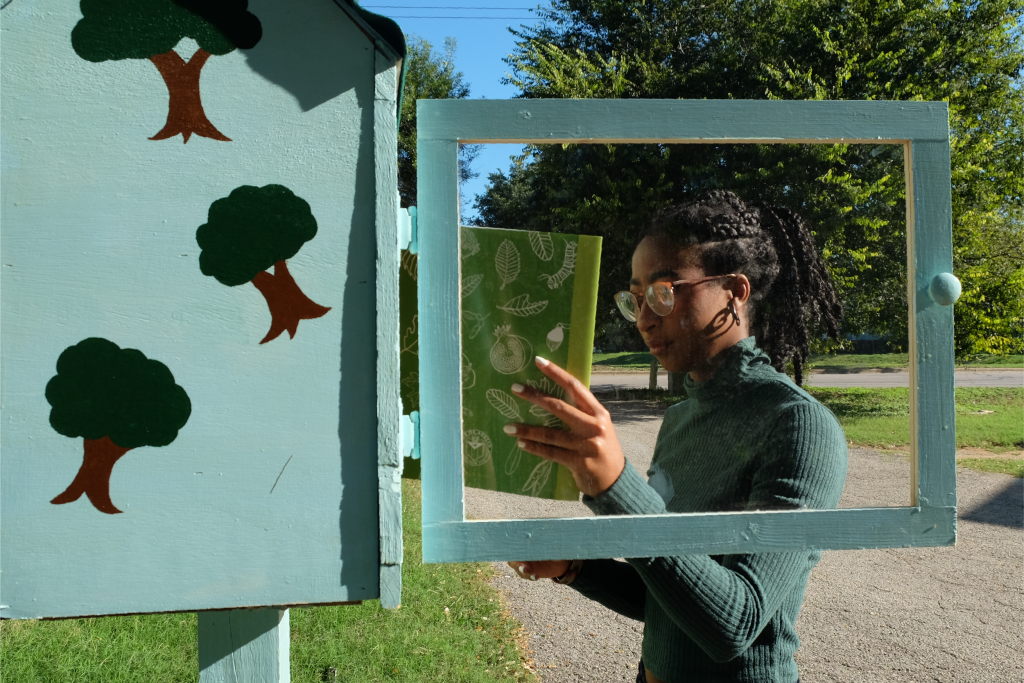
left=0, top=480, right=533, bottom=683
left=592, top=351, right=1023, bottom=371
left=608, top=387, right=1023, bottom=477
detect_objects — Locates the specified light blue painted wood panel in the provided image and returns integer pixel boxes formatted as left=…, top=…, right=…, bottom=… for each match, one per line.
left=1, top=0, right=390, bottom=619
left=423, top=507, right=956, bottom=563
left=417, top=98, right=958, bottom=563
left=417, top=137, right=465, bottom=530
left=199, top=609, right=289, bottom=683
left=418, top=99, right=949, bottom=143
left=910, top=140, right=957, bottom=510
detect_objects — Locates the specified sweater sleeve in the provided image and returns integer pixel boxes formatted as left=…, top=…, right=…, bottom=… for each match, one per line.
left=583, top=401, right=847, bottom=663
left=566, top=558, right=648, bottom=622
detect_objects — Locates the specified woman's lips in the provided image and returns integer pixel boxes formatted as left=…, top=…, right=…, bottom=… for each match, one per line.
left=646, top=339, right=671, bottom=354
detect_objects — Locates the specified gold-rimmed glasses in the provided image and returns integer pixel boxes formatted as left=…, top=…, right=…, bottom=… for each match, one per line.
left=614, top=274, right=737, bottom=322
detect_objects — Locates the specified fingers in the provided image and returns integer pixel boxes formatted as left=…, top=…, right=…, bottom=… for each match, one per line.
left=508, top=560, right=570, bottom=581
left=533, top=356, right=606, bottom=416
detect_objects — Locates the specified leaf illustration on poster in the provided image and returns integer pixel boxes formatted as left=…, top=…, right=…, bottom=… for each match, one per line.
left=528, top=231, right=554, bottom=261
left=522, top=460, right=555, bottom=497
left=486, top=388, right=522, bottom=421
left=462, top=310, right=488, bottom=339
left=540, top=240, right=577, bottom=289
left=46, top=338, right=191, bottom=514
left=498, top=293, right=548, bottom=317
left=197, top=184, right=331, bottom=344
left=401, top=249, right=418, bottom=280
left=462, top=274, right=483, bottom=298
left=546, top=323, right=569, bottom=351
left=490, top=325, right=532, bottom=374
left=71, top=0, right=263, bottom=143
left=460, top=226, right=480, bottom=259
left=402, top=315, right=419, bottom=356
left=495, top=239, right=521, bottom=290
left=463, top=429, right=492, bottom=467
left=462, top=352, right=476, bottom=390
left=504, top=440, right=524, bottom=475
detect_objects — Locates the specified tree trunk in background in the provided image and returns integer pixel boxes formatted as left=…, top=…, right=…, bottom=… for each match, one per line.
left=148, top=49, right=231, bottom=143
left=51, top=436, right=132, bottom=514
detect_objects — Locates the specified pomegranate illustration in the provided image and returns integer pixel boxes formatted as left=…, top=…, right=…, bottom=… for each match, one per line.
left=489, top=325, right=532, bottom=375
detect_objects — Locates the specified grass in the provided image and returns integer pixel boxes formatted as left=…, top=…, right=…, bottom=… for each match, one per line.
left=593, top=351, right=1023, bottom=372
left=605, top=387, right=1023, bottom=477
left=0, top=479, right=534, bottom=683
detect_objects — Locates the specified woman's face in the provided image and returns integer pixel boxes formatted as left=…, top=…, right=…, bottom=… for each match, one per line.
left=629, top=236, right=740, bottom=375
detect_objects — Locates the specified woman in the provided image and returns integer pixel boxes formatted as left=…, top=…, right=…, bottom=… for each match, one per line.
left=504, top=190, right=848, bottom=683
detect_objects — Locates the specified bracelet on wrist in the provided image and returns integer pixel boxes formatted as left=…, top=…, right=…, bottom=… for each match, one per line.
left=552, top=559, right=584, bottom=585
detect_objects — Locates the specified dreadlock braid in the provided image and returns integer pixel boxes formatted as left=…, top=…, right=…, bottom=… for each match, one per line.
left=641, top=190, right=842, bottom=385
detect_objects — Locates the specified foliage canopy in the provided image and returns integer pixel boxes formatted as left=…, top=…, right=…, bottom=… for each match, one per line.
left=72, top=0, right=261, bottom=62
left=46, top=338, right=192, bottom=449
left=197, top=184, right=318, bottom=287
left=475, top=0, right=1023, bottom=358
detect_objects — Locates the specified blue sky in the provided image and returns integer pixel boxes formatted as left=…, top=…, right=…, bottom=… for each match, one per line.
left=361, top=2, right=548, bottom=220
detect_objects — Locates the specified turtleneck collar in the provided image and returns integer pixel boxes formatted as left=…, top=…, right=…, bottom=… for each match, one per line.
left=682, top=337, right=776, bottom=401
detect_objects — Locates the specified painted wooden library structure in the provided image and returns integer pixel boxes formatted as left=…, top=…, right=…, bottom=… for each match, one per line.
left=1, top=1, right=960, bottom=681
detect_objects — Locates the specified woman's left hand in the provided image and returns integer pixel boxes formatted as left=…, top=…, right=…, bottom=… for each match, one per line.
left=506, top=356, right=626, bottom=498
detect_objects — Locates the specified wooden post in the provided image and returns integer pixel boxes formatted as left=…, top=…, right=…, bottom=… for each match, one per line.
left=199, top=608, right=290, bottom=683
left=648, top=358, right=659, bottom=390
left=667, top=371, right=686, bottom=395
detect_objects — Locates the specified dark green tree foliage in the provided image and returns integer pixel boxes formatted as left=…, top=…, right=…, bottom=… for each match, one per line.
left=398, top=36, right=479, bottom=208
left=46, top=337, right=191, bottom=514
left=72, top=0, right=262, bottom=142
left=481, top=0, right=1022, bottom=358
left=197, top=184, right=330, bottom=343
left=198, top=185, right=317, bottom=286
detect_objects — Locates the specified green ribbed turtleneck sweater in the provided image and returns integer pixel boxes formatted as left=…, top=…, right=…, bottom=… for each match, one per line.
left=571, top=337, right=848, bottom=683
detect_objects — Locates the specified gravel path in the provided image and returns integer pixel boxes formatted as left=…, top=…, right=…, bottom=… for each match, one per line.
left=466, top=400, right=1024, bottom=682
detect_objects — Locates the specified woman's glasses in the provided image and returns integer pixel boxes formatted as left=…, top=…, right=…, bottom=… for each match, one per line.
left=614, top=274, right=737, bottom=322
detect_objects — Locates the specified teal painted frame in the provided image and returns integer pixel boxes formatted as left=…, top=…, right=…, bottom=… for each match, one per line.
left=417, top=99, right=956, bottom=563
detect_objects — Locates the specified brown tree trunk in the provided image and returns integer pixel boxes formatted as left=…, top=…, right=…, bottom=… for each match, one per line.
left=251, top=260, right=331, bottom=344
left=51, top=436, right=132, bottom=515
left=148, top=49, right=231, bottom=143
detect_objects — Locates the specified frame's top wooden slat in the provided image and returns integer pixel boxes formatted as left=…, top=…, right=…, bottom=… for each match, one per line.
left=419, top=99, right=949, bottom=144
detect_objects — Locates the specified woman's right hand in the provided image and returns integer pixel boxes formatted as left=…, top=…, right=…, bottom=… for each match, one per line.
left=508, top=560, right=569, bottom=581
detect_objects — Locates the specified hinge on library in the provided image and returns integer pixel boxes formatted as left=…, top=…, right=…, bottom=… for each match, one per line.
left=397, top=202, right=418, bottom=255
left=400, top=410, right=420, bottom=460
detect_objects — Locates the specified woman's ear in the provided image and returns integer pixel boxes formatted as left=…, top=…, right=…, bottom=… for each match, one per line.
left=731, top=274, right=752, bottom=306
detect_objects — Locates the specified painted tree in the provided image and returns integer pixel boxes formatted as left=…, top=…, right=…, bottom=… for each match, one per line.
left=197, top=184, right=331, bottom=344
left=71, top=0, right=262, bottom=142
left=47, top=338, right=192, bottom=515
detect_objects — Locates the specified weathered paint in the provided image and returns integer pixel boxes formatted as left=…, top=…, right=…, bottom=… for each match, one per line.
left=417, top=98, right=956, bottom=564
left=1, top=0, right=402, bottom=619
left=374, top=49, right=403, bottom=609
left=198, top=608, right=290, bottom=683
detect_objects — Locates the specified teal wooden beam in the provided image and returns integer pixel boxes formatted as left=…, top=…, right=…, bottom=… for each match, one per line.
left=199, top=609, right=289, bottom=683
left=375, top=50, right=403, bottom=609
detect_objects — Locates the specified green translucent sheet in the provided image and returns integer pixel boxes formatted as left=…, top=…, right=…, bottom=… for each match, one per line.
left=459, top=227, right=602, bottom=501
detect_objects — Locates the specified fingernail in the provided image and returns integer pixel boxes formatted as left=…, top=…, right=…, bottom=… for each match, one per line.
left=535, top=356, right=549, bottom=367
left=519, top=564, right=526, bottom=573
left=511, top=383, right=524, bottom=393
left=517, top=439, right=527, bottom=449
left=530, top=574, right=537, bottom=581
left=503, top=424, right=517, bottom=435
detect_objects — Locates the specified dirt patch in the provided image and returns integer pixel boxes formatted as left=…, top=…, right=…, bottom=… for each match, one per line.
left=956, top=447, right=1023, bottom=461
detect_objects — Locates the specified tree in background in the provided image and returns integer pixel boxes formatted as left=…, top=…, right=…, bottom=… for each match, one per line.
left=398, top=36, right=479, bottom=209
left=47, top=338, right=192, bottom=514
left=72, top=0, right=262, bottom=142
left=197, top=184, right=331, bottom=344
left=477, top=0, right=1022, bottom=358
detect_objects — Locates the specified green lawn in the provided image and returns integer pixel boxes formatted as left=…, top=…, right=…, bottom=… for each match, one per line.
left=609, top=387, right=1023, bottom=477
left=0, top=479, right=533, bottom=683
left=592, top=351, right=1023, bottom=372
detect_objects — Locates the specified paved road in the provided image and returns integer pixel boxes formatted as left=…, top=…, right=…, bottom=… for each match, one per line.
left=589, top=369, right=1023, bottom=391
left=469, top=400, right=1023, bottom=682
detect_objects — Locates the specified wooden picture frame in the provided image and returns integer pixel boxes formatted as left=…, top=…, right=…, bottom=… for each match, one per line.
left=416, top=99, right=956, bottom=563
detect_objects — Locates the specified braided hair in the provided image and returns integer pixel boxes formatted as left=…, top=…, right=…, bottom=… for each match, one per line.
left=641, top=190, right=842, bottom=385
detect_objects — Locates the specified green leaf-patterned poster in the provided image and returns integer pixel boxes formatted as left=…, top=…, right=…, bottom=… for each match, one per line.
left=460, top=227, right=601, bottom=500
